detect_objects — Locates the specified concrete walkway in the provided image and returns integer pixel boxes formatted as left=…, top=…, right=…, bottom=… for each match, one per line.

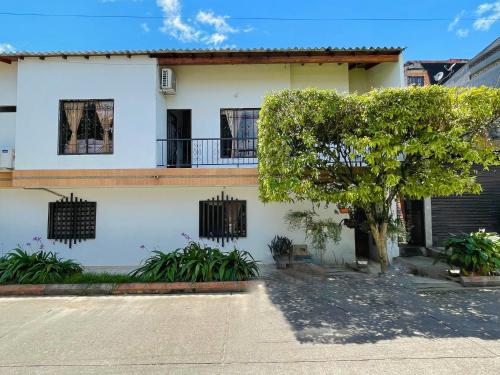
left=0, top=267, right=498, bottom=374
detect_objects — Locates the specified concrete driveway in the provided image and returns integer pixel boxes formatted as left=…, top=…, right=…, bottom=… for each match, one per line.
left=0, top=267, right=498, bottom=374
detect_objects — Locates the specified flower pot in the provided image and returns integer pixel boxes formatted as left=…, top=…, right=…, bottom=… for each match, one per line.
left=459, top=275, right=500, bottom=287
left=274, top=255, right=292, bottom=269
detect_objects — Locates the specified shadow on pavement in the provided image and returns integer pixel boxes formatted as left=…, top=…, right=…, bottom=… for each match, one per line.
left=264, top=266, right=500, bottom=344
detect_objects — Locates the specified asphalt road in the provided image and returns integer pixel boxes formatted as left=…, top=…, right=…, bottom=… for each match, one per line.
left=0, top=268, right=498, bottom=374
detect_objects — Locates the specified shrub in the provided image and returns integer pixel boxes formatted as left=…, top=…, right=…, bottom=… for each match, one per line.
left=444, top=230, right=500, bottom=276
left=268, top=235, right=293, bottom=263
left=131, top=242, right=259, bottom=282
left=0, top=248, right=83, bottom=284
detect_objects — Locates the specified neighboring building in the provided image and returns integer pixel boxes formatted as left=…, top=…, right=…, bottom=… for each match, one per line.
left=404, top=59, right=468, bottom=86
left=0, top=47, right=404, bottom=268
left=402, top=39, right=500, bottom=249
left=445, top=37, right=499, bottom=88
left=428, top=38, right=500, bottom=247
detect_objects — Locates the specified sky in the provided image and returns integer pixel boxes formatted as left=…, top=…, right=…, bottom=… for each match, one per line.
left=0, top=0, right=499, bottom=61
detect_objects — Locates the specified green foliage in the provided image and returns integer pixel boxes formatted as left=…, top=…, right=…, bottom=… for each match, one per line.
left=131, top=242, right=259, bottom=282
left=0, top=248, right=83, bottom=284
left=258, top=86, right=500, bottom=272
left=268, top=235, right=293, bottom=262
left=285, top=210, right=342, bottom=262
left=443, top=230, right=500, bottom=276
left=259, top=86, right=500, bottom=206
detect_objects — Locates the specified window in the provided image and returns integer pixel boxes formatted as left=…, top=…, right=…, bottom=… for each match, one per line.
left=220, top=108, right=259, bottom=158
left=407, top=76, right=425, bottom=86
left=0, top=106, right=16, bottom=112
left=48, top=194, right=97, bottom=248
left=199, top=192, right=247, bottom=246
left=59, top=100, right=114, bottom=154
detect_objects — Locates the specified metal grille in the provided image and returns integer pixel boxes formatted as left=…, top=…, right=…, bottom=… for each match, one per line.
left=199, top=191, right=247, bottom=246
left=48, top=193, right=97, bottom=248
left=59, top=99, right=114, bottom=155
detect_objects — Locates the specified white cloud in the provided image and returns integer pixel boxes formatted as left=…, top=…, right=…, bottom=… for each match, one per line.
left=156, top=0, right=246, bottom=46
left=456, top=28, right=470, bottom=37
left=157, top=0, right=201, bottom=42
left=202, top=33, right=228, bottom=46
left=448, top=10, right=465, bottom=31
left=196, top=10, right=236, bottom=34
left=0, top=43, right=15, bottom=53
left=141, top=22, right=150, bottom=32
left=473, top=1, right=500, bottom=30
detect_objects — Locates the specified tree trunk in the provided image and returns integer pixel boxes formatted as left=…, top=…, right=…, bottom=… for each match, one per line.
left=369, top=222, right=389, bottom=274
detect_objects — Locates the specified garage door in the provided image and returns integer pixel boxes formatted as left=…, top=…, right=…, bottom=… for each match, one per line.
left=431, top=167, right=500, bottom=246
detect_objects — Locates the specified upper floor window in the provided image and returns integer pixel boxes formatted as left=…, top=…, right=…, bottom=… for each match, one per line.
left=59, top=100, right=114, bottom=155
left=407, top=76, right=425, bottom=86
left=220, top=108, right=259, bottom=158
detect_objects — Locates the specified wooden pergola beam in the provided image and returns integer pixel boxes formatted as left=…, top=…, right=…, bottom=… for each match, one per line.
left=156, top=54, right=399, bottom=66
left=0, top=57, right=12, bottom=64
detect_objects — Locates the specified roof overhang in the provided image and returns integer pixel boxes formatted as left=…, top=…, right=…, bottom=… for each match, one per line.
left=0, top=47, right=404, bottom=67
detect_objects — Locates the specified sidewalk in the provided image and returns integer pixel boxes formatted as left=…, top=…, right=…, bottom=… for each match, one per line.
left=0, top=266, right=498, bottom=374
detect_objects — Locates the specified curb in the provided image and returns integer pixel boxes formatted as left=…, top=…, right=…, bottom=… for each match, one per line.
left=0, top=280, right=255, bottom=297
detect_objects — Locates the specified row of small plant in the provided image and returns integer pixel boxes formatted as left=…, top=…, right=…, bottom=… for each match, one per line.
left=0, top=241, right=259, bottom=284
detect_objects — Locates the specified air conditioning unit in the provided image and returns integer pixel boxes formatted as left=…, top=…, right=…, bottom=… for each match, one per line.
left=0, top=148, right=14, bottom=169
left=160, top=68, right=176, bottom=94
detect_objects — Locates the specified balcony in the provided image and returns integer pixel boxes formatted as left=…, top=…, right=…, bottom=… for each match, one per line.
left=157, top=138, right=258, bottom=168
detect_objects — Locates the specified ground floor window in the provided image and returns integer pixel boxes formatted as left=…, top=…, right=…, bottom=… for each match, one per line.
left=48, top=193, right=97, bottom=248
left=199, top=192, right=246, bottom=246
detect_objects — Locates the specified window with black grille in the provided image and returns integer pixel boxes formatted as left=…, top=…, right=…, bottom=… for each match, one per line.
left=199, top=192, right=247, bottom=246
left=59, top=99, right=114, bottom=155
left=407, top=76, right=425, bottom=86
left=48, top=193, right=97, bottom=248
left=220, top=108, right=259, bottom=158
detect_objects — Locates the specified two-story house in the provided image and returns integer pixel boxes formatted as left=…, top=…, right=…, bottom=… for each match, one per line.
left=0, top=47, right=404, bottom=268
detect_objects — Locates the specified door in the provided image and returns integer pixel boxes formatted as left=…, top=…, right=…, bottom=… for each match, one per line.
left=354, top=208, right=370, bottom=260
left=404, top=199, right=426, bottom=246
left=167, top=110, right=191, bottom=167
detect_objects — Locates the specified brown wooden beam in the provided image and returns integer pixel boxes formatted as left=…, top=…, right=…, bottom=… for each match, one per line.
left=157, top=54, right=399, bottom=65
left=12, top=168, right=259, bottom=188
left=0, top=57, right=12, bottom=64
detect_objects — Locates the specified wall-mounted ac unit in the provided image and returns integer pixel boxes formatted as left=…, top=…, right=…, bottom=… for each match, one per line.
left=0, top=148, right=14, bottom=169
left=160, top=68, right=176, bottom=94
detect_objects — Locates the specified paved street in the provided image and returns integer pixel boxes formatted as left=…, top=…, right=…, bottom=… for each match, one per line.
left=0, top=267, right=499, bottom=374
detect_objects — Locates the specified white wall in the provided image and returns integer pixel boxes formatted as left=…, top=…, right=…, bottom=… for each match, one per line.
left=15, top=57, right=158, bottom=170
left=0, top=62, right=17, bottom=150
left=0, top=186, right=355, bottom=266
left=367, top=59, right=404, bottom=88
left=161, top=64, right=291, bottom=138
left=0, top=62, right=17, bottom=104
left=0, top=113, right=16, bottom=149
left=349, top=60, right=403, bottom=94
left=291, top=63, right=349, bottom=92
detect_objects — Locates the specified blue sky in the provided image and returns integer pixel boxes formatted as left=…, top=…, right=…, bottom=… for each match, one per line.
left=0, top=0, right=499, bottom=61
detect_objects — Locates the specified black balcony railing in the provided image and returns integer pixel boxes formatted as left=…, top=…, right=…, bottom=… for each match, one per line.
left=157, top=138, right=258, bottom=167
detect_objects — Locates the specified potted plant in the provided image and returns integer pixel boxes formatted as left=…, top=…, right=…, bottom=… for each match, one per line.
left=442, top=230, right=500, bottom=286
left=268, top=235, right=293, bottom=269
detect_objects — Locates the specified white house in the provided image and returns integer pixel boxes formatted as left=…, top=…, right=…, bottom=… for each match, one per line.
left=0, top=47, right=404, bottom=268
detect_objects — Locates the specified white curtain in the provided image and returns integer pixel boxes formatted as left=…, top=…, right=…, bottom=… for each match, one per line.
left=222, top=109, right=238, bottom=157
left=64, top=102, right=84, bottom=153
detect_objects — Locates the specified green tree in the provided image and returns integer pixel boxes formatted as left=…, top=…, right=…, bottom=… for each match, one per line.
left=258, top=86, right=500, bottom=273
